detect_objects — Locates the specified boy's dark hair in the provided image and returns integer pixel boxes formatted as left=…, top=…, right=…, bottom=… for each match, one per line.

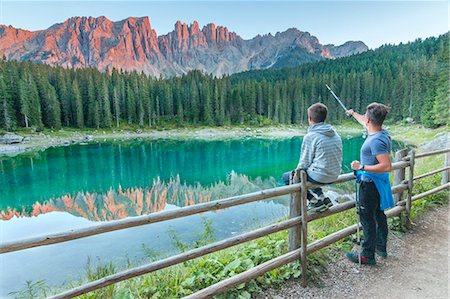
left=308, top=103, right=328, bottom=123
left=366, top=102, right=390, bottom=126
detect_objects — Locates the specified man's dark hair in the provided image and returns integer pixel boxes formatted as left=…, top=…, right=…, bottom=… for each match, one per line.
left=308, top=103, right=328, bottom=123
left=366, top=102, right=390, bottom=126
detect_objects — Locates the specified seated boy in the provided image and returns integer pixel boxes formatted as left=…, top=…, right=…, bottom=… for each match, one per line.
left=282, top=103, right=342, bottom=213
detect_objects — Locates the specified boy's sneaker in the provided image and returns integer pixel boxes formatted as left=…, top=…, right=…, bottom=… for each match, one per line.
left=307, top=200, right=328, bottom=214
left=323, top=197, right=333, bottom=208
left=376, top=249, right=388, bottom=258
left=345, top=252, right=376, bottom=265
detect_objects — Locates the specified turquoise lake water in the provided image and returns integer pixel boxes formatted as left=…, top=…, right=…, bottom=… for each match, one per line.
left=0, top=136, right=401, bottom=296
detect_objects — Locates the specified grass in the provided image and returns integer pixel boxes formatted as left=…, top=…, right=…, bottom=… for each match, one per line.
left=389, top=124, right=448, bottom=147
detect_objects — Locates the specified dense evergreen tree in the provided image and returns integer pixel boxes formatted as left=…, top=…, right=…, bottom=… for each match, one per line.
left=0, top=74, right=16, bottom=130
left=0, top=34, right=447, bottom=131
left=71, top=79, right=84, bottom=128
left=99, top=78, right=112, bottom=128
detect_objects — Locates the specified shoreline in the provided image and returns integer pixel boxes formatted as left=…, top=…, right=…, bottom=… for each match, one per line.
left=0, top=125, right=361, bottom=157
left=0, top=124, right=446, bottom=157
left=0, top=126, right=305, bottom=157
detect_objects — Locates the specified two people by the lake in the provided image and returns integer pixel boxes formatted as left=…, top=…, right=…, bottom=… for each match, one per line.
left=346, top=103, right=393, bottom=265
left=282, top=103, right=343, bottom=213
left=282, top=101, right=393, bottom=265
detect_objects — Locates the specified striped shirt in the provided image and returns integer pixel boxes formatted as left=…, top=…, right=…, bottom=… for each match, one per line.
left=296, top=122, right=343, bottom=183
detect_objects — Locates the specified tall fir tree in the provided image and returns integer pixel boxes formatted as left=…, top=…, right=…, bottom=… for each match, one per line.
left=0, top=74, right=16, bottom=130
left=71, top=79, right=84, bottom=128
left=99, top=78, right=112, bottom=128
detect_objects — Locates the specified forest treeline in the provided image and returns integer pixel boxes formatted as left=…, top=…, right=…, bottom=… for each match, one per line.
left=0, top=33, right=448, bottom=131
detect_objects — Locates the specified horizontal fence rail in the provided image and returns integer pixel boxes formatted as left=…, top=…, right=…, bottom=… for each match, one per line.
left=412, top=148, right=450, bottom=159
left=412, top=166, right=450, bottom=181
left=3, top=147, right=449, bottom=299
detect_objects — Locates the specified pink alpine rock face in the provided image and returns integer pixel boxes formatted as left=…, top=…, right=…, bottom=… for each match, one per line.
left=0, top=16, right=368, bottom=77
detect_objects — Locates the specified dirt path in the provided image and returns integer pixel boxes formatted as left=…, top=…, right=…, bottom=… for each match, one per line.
left=260, top=206, right=449, bottom=299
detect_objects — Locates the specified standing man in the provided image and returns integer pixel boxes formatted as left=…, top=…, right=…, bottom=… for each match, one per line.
left=346, top=103, right=393, bottom=265
left=282, top=103, right=342, bottom=213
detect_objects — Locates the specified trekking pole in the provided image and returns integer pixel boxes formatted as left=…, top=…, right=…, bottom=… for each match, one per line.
left=355, top=180, right=362, bottom=269
left=325, top=84, right=351, bottom=115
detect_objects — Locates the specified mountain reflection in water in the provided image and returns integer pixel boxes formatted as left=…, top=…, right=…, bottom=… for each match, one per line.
left=1, top=172, right=278, bottom=221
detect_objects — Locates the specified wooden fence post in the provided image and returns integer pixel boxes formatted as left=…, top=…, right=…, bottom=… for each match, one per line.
left=442, top=152, right=450, bottom=185
left=405, top=150, right=415, bottom=227
left=288, top=170, right=301, bottom=251
left=393, top=149, right=408, bottom=204
left=300, top=170, right=308, bottom=288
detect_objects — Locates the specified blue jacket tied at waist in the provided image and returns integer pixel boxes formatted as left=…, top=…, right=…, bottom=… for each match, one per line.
left=356, top=170, right=394, bottom=211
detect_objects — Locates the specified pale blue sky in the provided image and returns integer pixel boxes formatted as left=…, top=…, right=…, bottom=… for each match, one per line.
left=1, top=1, right=448, bottom=48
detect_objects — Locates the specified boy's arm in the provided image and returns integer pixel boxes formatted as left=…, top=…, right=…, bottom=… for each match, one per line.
left=351, top=138, right=392, bottom=173
left=346, top=109, right=367, bottom=127
left=296, top=135, right=315, bottom=171
left=351, top=154, right=392, bottom=173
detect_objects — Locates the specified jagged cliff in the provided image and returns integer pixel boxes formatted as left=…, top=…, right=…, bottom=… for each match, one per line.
left=0, top=16, right=368, bottom=76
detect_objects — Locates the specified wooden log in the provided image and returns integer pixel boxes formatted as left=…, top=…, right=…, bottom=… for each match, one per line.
left=396, top=182, right=450, bottom=206
left=405, top=150, right=415, bottom=227
left=442, top=152, right=450, bottom=185
left=306, top=173, right=355, bottom=190
left=307, top=223, right=359, bottom=254
left=300, top=170, right=308, bottom=288
left=391, top=161, right=410, bottom=171
left=393, top=149, right=408, bottom=205
left=49, top=217, right=302, bottom=299
left=391, top=183, right=409, bottom=194
left=288, top=170, right=301, bottom=251
left=307, top=201, right=355, bottom=222
left=183, top=249, right=302, bottom=299
left=384, top=205, right=407, bottom=218
left=412, top=182, right=450, bottom=202
left=413, top=166, right=450, bottom=181
left=0, top=183, right=301, bottom=254
left=332, top=172, right=356, bottom=184
left=414, top=148, right=450, bottom=159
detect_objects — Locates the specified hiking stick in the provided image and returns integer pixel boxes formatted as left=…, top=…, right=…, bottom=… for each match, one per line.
left=325, top=84, right=350, bottom=113
left=355, top=180, right=362, bottom=269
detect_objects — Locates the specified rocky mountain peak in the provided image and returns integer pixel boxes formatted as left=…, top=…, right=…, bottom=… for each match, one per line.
left=0, top=16, right=369, bottom=77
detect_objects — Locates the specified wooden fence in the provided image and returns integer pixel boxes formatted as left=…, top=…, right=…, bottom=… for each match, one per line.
left=1, top=148, right=449, bottom=299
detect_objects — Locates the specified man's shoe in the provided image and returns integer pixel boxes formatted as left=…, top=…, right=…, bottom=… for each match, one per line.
left=345, top=252, right=376, bottom=265
left=323, top=197, right=333, bottom=208
left=307, top=200, right=328, bottom=214
left=376, top=249, right=388, bottom=258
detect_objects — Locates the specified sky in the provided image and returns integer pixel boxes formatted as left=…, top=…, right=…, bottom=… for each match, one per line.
left=0, top=0, right=448, bottom=49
